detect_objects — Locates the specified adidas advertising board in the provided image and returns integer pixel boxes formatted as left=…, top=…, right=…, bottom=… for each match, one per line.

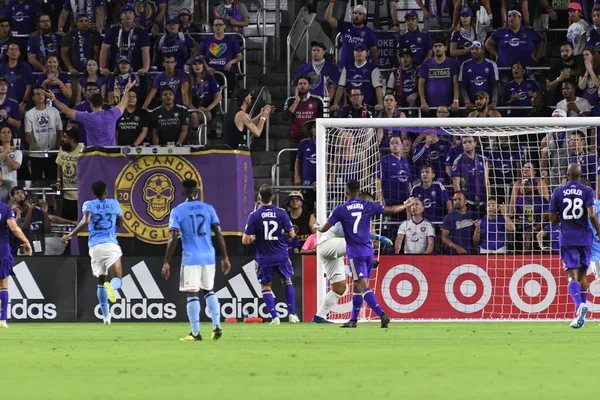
left=7, top=259, right=77, bottom=321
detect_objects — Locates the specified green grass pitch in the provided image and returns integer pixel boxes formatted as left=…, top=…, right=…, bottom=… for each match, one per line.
left=0, top=321, right=593, bottom=400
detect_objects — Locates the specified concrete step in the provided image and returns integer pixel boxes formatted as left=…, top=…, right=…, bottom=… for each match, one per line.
left=259, top=73, right=288, bottom=87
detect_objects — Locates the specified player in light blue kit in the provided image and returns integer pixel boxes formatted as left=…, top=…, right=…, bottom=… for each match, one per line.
left=316, top=180, right=415, bottom=328
left=62, top=180, right=125, bottom=325
left=162, top=179, right=231, bottom=342
left=549, top=164, right=600, bottom=329
left=588, top=181, right=600, bottom=318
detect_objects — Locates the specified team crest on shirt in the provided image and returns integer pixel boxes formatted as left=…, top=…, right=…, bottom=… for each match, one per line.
left=24, top=5, right=29, bottom=9
left=134, top=116, right=140, bottom=121
left=174, top=113, right=179, bottom=117
left=431, top=190, right=436, bottom=196
left=114, top=156, right=203, bottom=244
left=308, top=103, right=313, bottom=109
left=360, top=31, right=366, bottom=37
left=420, top=226, right=426, bottom=233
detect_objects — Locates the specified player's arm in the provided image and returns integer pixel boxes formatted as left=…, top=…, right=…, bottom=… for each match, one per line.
left=315, top=221, right=333, bottom=233
left=548, top=211, right=559, bottom=224
left=382, top=198, right=416, bottom=214
left=394, top=233, right=404, bottom=254
left=7, top=219, right=32, bottom=255
left=161, top=230, right=179, bottom=280
left=213, top=224, right=231, bottom=275
left=61, top=212, right=91, bottom=242
left=588, top=204, right=600, bottom=240
left=44, top=90, right=77, bottom=121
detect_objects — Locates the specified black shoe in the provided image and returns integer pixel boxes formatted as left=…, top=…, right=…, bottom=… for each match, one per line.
left=211, top=326, right=223, bottom=340
left=340, top=320, right=357, bottom=328
left=373, top=260, right=380, bottom=270
left=180, top=332, right=202, bottom=341
left=380, top=313, right=390, bottom=329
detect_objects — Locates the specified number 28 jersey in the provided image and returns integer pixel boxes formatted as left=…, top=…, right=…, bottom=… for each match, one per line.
left=549, top=180, right=595, bottom=247
left=244, top=205, right=293, bottom=267
left=169, top=200, right=220, bottom=266
left=82, top=198, right=123, bottom=249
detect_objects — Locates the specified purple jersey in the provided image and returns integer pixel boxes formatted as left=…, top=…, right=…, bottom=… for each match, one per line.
left=377, top=154, right=411, bottom=206
left=442, top=210, right=475, bottom=254
left=244, top=205, right=294, bottom=267
left=0, top=203, right=15, bottom=258
left=339, top=61, right=382, bottom=106
left=542, top=223, right=560, bottom=253
left=450, top=30, right=474, bottom=65
left=418, top=57, right=459, bottom=107
left=490, top=26, right=542, bottom=68
left=503, top=79, right=538, bottom=116
left=338, top=20, right=377, bottom=70
left=3, top=0, right=41, bottom=36
left=154, top=32, right=196, bottom=70
left=486, top=149, right=521, bottom=187
left=191, top=74, right=220, bottom=108
left=152, top=71, right=188, bottom=105
left=103, top=26, right=151, bottom=71
left=570, top=153, right=597, bottom=189
left=295, top=61, right=340, bottom=99
left=410, top=181, right=450, bottom=223
left=398, top=28, right=432, bottom=66
left=412, top=138, right=452, bottom=183
left=515, top=195, right=548, bottom=228
left=0, top=62, right=34, bottom=103
left=586, top=25, right=600, bottom=52
left=296, top=137, right=316, bottom=185
left=70, top=101, right=111, bottom=144
left=0, top=98, right=22, bottom=137
left=458, top=58, right=499, bottom=103
left=199, top=35, right=241, bottom=72
left=327, top=198, right=384, bottom=258
left=479, top=215, right=506, bottom=251
left=75, top=107, right=122, bottom=146
left=451, top=152, right=487, bottom=204
left=550, top=180, right=595, bottom=247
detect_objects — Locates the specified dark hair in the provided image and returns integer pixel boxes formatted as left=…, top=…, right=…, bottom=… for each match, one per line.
left=89, top=93, right=104, bottom=108
left=36, top=13, right=51, bottom=25
left=85, top=81, right=99, bottom=90
left=0, top=124, right=11, bottom=133
left=570, top=130, right=586, bottom=138
left=91, top=180, right=107, bottom=198
left=0, top=18, right=11, bottom=28
left=296, top=75, right=310, bottom=86
left=561, top=41, right=574, bottom=49
left=32, top=85, right=45, bottom=93
left=346, top=180, right=360, bottom=194
left=7, top=41, right=19, bottom=50
left=234, top=88, right=251, bottom=107
left=359, top=191, right=374, bottom=201
left=453, top=191, right=467, bottom=200
left=65, top=127, right=79, bottom=141
left=421, top=164, right=435, bottom=173
left=162, top=55, right=176, bottom=63
left=349, top=87, right=363, bottom=95
left=10, top=186, right=24, bottom=198
left=259, top=184, right=273, bottom=203
left=161, top=86, right=175, bottom=95
left=487, top=197, right=497, bottom=203
left=182, top=179, right=198, bottom=197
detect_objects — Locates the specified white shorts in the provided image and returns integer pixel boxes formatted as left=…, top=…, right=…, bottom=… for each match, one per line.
left=179, top=264, right=215, bottom=292
left=89, top=243, right=123, bottom=278
left=318, top=238, right=347, bottom=283
left=590, top=261, right=600, bottom=277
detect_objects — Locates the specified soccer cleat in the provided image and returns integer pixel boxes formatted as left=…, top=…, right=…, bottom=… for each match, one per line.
left=270, top=317, right=280, bottom=325
left=373, top=260, right=380, bottom=270
left=311, top=315, right=334, bottom=324
left=180, top=332, right=202, bottom=341
left=380, top=313, right=390, bottom=329
left=340, top=320, right=357, bottom=328
left=0, top=320, right=8, bottom=328
left=104, top=281, right=117, bottom=303
left=103, top=315, right=112, bottom=325
left=570, top=303, right=589, bottom=329
left=289, top=314, right=300, bottom=324
left=211, top=326, right=222, bottom=340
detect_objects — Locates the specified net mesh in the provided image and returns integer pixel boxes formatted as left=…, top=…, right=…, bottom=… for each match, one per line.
left=319, top=121, right=600, bottom=321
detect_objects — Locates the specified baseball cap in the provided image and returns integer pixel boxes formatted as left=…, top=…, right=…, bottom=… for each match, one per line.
left=120, top=4, right=134, bottom=13
left=475, top=91, right=489, bottom=99
left=471, top=41, right=483, bottom=49
left=353, top=5, right=367, bottom=14
left=507, top=9, right=522, bottom=17
left=166, top=16, right=179, bottom=24
left=10, top=186, right=25, bottom=198
left=354, top=42, right=367, bottom=51
left=310, top=41, right=327, bottom=50
left=0, top=77, right=8, bottom=85
left=404, top=10, right=418, bottom=19
left=568, top=2, right=583, bottom=10
left=179, top=8, right=192, bottom=16
left=460, top=8, right=472, bottom=16
left=190, top=56, right=205, bottom=64
left=117, top=56, right=131, bottom=64
left=398, top=47, right=413, bottom=57
left=433, top=36, right=447, bottom=46
left=552, top=109, right=567, bottom=117
left=288, top=191, right=305, bottom=202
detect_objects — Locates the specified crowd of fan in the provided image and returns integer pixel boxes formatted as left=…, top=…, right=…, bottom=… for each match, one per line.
left=286, top=0, right=600, bottom=256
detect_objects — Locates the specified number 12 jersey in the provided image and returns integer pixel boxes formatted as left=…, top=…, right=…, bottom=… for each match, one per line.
left=83, top=198, right=123, bottom=249
left=244, top=205, right=293, bottom=267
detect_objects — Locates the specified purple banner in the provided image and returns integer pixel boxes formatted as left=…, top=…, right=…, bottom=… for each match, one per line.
left=77, top=149, right=254, bottom=244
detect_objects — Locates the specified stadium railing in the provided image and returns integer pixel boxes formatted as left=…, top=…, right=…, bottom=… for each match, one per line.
left=286, top=6, right=318, bottom=98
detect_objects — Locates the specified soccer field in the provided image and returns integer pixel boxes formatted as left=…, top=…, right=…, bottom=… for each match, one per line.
left=0, top=322, right=592, bottom=399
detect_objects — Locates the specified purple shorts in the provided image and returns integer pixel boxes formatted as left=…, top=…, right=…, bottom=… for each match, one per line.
left=561, top=246, right=591, bottom=270
left=0, top=256, right=14, bottom=280
left=256, top=259, right=293, bottom=284
left=348, top=255, right=374, bottom=281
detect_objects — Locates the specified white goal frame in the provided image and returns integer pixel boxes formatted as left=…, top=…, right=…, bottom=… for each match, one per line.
left=315, top=116, right=600, bottom=317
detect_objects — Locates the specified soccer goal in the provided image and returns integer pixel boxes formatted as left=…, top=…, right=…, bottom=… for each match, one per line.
left=316, top=117, right=600, bottom=322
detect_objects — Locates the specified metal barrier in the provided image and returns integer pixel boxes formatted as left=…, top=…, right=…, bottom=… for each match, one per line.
left=286, top=7, right=317, bottom=97
left=246, top=85, right=271, bottom=150
left=270, top=148, right=299, bottom=204
left=255, top=0, right=268, bottom=75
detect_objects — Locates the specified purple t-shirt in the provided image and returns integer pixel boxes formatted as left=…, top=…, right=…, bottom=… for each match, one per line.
left=2, top=0, right=41, bottom=36
left=198, top=35, right=241, bottom=72
left=490, top=26, right=542, bottom=68
left=296, top=137, right=316, bottom=185
left=549, top=180, right=595, bottom=247
left=451, top=152, right=487, bottom=204
left=398, top=28, right=432, bottom=67
left=418, top=57, right=459, bottom=107
left=479, top=215, right=507, bottom=251
left=450, top=30, right=474, bottom=65
left=152, top=71, right=188, bottom=105
left=338, top=20, right=377, bottom=70
left=295, top=61, right=340, bottom=99
left=0, top=62, right=34, bottom=102
left=377, top=154, right=411, bottom=206
left=503, top=78, right=539, bottom=117
left=410, top=181, right=450, bottom=224
left=0, top=98, right=22, bottom=137
left=103, top=26, right=151, bottom=71
left=244, top=204, right=294, bottom=267
left=442, top=210, right=475, bottom=254
left=328, top=198, right=384, bottom=258
left=36, top=73, right=71, bottom=105
left=70, top=101, right=111, bottom=144
left=458, top=58, right=499, bottom=103
left=75, top=107, right=122, bottom=146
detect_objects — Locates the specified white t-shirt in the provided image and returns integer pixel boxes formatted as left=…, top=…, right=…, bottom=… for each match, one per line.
left=556, top=96, right=591, bottom=117
left=0, top=149, right=23, bottom=185
left=24, top=107, right=63, bottom=158
left=567, top=19, right=589, bottom=56
left=398, top=218, right=435, bottom=254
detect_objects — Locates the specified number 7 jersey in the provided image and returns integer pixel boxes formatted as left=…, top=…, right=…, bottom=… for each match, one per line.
left=169, top=200, right=220, bottom=266
left=549, top=180, right=595, bottom=247
left=244, top=205, right=294, bottom=267
left=82, top=198, right=123, bottom=248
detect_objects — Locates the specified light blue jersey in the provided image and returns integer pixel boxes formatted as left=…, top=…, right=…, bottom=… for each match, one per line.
left=169, top=200, right=220, bottom=266
left=590, top=199, right=600, bottom=262
left=82, top=198, right=122, bottom=248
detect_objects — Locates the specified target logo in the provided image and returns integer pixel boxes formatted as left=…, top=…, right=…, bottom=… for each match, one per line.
left=509, top=264, right=557, bottom=313
left=586, top=275, right=600, bottom=313
left=445, top=264, right=492, bottom=313
left=380, top=264, right=428, bottom=314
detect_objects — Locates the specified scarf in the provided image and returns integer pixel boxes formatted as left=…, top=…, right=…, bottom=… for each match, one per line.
left=394, top=66, right=416, bottom=106
left=347, top=103, right=370, bottom=118
left=114, top=73, right=134, bottom=94
left=70, top=0, right=94, bottom=22
left=427, top=0, right=450, bottom=23
left=220, top=1, right=244, bottom=34
left=37, top=32, right=59, bottom=63
left=459, top=27, right=475, bottom=43
left=116, top=25, right=134, bottom=61
left=75, top=29, right=89, bottom=70
left=311, top=58, right=325, bottom=76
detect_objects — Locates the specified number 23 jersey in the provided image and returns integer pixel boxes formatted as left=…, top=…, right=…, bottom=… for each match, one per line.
left=244, top=205, right=293, bottom=267
left=549, top=180, right=595, bottom=247
left=83, top=198, right=123, bottom=249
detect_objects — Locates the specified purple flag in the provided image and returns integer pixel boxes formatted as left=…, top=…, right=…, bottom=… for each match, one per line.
left=77, top=149, right=254, bottom=244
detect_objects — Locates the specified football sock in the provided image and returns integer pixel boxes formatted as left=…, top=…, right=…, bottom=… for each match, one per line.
left=362, top=288, right=383, bottom=317
left=110, top=277, right=122, bottom=290
left=262, top=289, right=278, bottom=319
left=186, top=297, right=201, bottom=335
left=97, top=285, right=109, bottom=318
left=350, top=290, right=363, bottom=321
left=568, top=280, right=582, bottom=310
left=316, top=290, right=343, bottom=318
left=580, top=289, right=588, bottom=305
left=0, top=288, right=8, bottom=321
left=204, top=291, right=220, bottom=327
left=284, top=281, right=296, bottom=315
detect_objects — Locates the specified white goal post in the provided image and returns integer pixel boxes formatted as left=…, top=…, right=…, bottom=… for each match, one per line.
left=315, top=117, right=600, bottom=321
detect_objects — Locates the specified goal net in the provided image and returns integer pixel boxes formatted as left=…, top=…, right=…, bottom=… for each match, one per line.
left=315, top=117, right=600, bottom=321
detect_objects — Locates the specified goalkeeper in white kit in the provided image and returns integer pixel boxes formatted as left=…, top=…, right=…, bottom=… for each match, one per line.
left=311, top=192, right=393, bottom=323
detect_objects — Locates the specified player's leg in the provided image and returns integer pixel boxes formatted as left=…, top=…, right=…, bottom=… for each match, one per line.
left=256, top=264, right=279, bottom=324
left=354, top=256, right=390, bottom=329
left=179, top=264, right=203, bottom=341
left=0, top=277, right=9, bottom=327
left=313, top=239, right=348, bottom=323
left=199, top=264, right=223, bottom=340
left=341, top=258, right=365, bottom=328
left=277, top=259, right=299, bottom=323
left=96, top=275, right=111, bottom=324
left=574, top=246, right=591, bottom=327
left=563, top=246, right=586, bottom=328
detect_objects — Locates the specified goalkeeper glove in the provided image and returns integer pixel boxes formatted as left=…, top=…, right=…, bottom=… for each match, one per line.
left=377, top=235, right=393, bottom=246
